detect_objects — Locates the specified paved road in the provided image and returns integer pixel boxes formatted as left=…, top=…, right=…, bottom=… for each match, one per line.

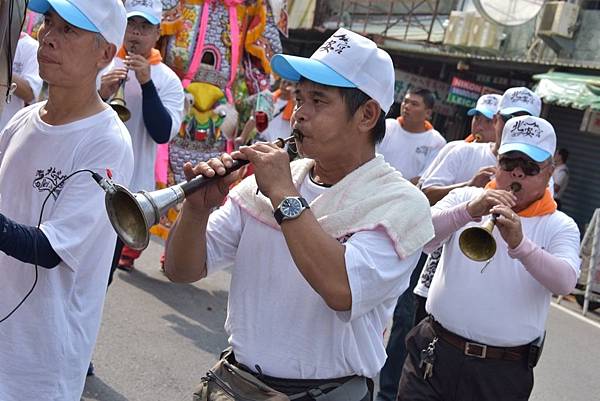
left=82, top=241, right=229, bottom=401
left=531, top=302, right=600, bottom=401
left=82, top=240, right=600, bottom=401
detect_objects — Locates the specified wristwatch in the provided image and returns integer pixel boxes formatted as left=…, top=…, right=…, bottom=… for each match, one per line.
left=274, top=196, right=310, bottom=224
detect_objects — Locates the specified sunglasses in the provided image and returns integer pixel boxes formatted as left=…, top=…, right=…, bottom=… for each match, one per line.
left=500, top=112, right=530, bottom=123
left=498, top=157, right=544, bottom=176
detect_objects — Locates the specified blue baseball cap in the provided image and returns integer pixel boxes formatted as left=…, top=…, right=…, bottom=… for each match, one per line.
left=271, top=55, right=356, bottom=88
left=467, top=94, right=501, bottom=119
left=28, top=0, right=127, bottom=48
left=126, top=0, right=163, bottom=25
left=271, top=28, right=395, bottom=114
left=498, top=87, right=542, bottom=117
left=499, top=116, right=556, bottom=162
left=29, top=0, right=98, bottom=33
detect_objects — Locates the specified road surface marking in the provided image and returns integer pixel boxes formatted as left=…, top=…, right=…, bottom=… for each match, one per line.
left=551, top=302, right=600, bottom=330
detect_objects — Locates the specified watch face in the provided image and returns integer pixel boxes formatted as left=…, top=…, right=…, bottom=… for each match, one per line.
left=281, top=197, right=303, bottom=218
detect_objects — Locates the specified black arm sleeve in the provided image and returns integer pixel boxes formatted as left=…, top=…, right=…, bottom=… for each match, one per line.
left=0, top=213, right=61, bottom=268
left=141, top=80, right=173, bottom=144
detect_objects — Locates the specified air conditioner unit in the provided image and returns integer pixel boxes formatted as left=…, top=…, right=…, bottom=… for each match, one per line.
left=467, top=16, right=502, bottom=51
left=443, top=11, right=476, bottom=47
left=537, top=1, right=579, bottom=38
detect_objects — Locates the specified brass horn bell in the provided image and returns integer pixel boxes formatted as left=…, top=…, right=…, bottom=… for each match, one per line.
left=458, top=219, right=497, bottom=262
left=458, top=182, right=522, bottom=262
left=109, top=81, right=131, bottom=122
left=100, top=136, right=296, bottom=250
left=104, top=184, right=184, bottom=250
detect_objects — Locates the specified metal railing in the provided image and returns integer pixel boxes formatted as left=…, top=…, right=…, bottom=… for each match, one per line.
left=321, top=0, right=455, bottom=43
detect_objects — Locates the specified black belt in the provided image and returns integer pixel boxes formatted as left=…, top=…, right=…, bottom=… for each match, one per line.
left=431, top=319, right=530, bottom=361
left=237, top=364, right=355, bottom=395
left=231, top=355, right=370, bottom=400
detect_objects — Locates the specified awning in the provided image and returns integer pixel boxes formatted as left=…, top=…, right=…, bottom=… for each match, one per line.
left=533, top=72, right=600, bottom=111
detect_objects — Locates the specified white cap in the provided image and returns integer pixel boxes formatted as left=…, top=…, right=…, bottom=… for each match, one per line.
left=28, top=0, right=126, bottom=49
left=270, top=28, right=395, bottom=114
left=498, top=87, right=542, bottom=117
left=467, top=94, right=501, bottom=119
left=499, top=116, right=556, bottom=162
left=126, top=0, right=163, bottom=25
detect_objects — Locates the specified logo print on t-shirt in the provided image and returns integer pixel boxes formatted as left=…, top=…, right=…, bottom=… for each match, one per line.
left=415, top=145, right=431, bottom=156
left=510, top=120, right=542, bottom=138
left=319, top=34, right=351, bottom=54
left=33, top=167, right=67, bottom=199
left=13, top=61, right=23, bottom=74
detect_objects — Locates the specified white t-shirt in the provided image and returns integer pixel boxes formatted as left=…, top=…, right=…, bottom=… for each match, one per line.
left=553, top=164, right=569, bottom=199
left=114, top=58, right=184, bottom=192
left=415, top=142, right=497, bottom=298
left=422, top=141, right=556, bottom=193
left=416, top=141, right=556, bottom=298
left=426, top=187, right=580, bottom=347
left=0, top=103, right=133, bottom=401
left=205, top=173, right=422, bottom=379
left=377, top=119, right=446, bottom=180
left=421, top=141, right=496, bottom=189
left=0, top=34, right=43, bottom=131
left=419, top=139, right=465, bottom=186
left=261, top=98, right=292, bottom=143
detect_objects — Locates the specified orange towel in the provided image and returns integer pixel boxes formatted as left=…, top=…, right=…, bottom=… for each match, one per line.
left=117, top=47, right=163, bottom=65
left=485, top=180, right=556, bottom=217
left=397, top=116, right=433, bottom=132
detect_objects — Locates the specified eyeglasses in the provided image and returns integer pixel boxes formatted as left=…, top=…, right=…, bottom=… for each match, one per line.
left=126, top=20, right=157, bottom=35
left=498, top=157, right=544, bottom=176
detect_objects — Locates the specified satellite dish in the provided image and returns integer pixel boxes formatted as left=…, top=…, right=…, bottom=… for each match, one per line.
left=473, top=0, right=545, bottom=27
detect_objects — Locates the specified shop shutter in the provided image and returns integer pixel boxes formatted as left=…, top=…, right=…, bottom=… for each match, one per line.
left=545, top=106, right=600, bottom=231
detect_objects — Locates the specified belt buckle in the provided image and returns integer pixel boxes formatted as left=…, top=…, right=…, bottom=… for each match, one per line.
left=464, top=342, right=487, bottom=358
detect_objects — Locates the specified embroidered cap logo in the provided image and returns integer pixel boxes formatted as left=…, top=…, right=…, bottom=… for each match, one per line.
left=482, top=97, right=498, bottom=106
left=510, top=120, right=542, bottom=138
left=510, top=90, right=534, bottom=105
left=319, top=34, right=352, bottom=54
left=129, top=0, right=154, bottom=7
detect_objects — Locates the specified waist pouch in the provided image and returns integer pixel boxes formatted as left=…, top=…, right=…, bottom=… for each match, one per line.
left=193, top=347, right=369, bottom=401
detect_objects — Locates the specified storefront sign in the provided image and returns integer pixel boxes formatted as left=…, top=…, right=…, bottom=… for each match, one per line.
left=447, top=77, right=502, bottom=107
left=475, top=73, right=529, bottom=89
left=394, top=70, right=455, bottom=116
left=447, top=77, right=482, bottom=107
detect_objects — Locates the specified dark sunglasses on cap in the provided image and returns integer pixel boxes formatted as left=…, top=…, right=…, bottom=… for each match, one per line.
left=500, top=111, right=531, bottom=123
left=498, top=157, right=544, bottom=176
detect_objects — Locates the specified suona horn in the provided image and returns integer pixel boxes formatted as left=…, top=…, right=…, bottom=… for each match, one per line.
left=458, top=182, right=522, bottom=262
left=108, top=79, right=130, bottom=122
left=96, top=136, right=296, bottom=250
